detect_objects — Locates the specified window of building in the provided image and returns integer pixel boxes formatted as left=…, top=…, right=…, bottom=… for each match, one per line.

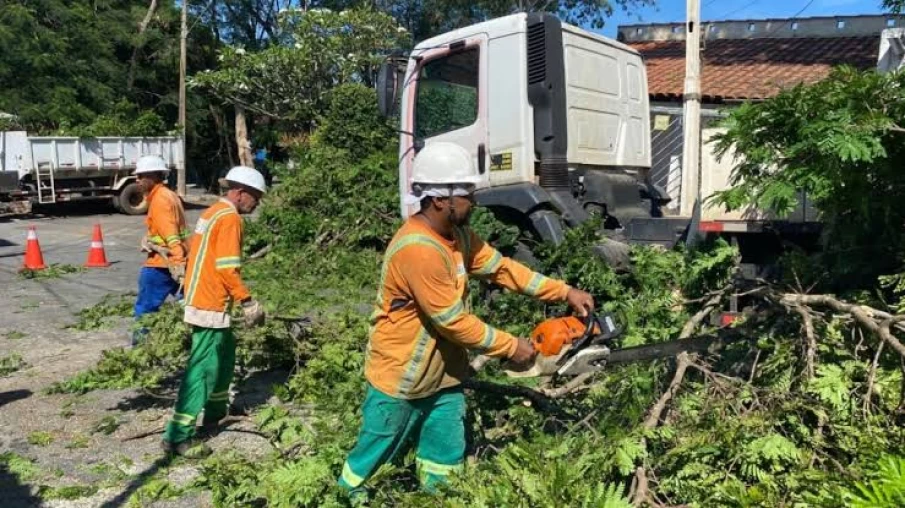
left=748, top=23, right=756, bottom=32
left=836, top=20, right=846, bottom=30
left=791, top=21, right=799, bottom=31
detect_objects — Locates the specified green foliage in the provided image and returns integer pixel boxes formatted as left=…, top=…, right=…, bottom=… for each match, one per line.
left=0, top=452, right=41, bottom=482
left=39, top=484, right=99, bottom=501
left=53, top=100, right=169, bottom=137
left=248, top=84, right=399, bottom=253
left=68, top=295, right=134, bottom=331
left=50, top=304, right=189, bottom=394
left=126, top=479, right=185, bottom=507
left=18, top=264, right=85, bottom=280
left=842, top=455, right=905, bottom=507
left=191, top=7, right=410, bottom=131
left=711, top=67, right=905, bottom=286
left=312, top=83, right=395, bottom=159
left=439, top=438, right=633, bottom=507
left=0, top=353, right=27, bottom=376
left=27, top=431, right=54, bottom=447
left=4, top=330, right=25, bottom=340
left=92, top=415, right=123, bottom=436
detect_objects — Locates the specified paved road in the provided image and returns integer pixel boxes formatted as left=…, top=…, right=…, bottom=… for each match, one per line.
left=0, top=201, right=206, bottom=330
left=0, top=199, right=221, bottom=507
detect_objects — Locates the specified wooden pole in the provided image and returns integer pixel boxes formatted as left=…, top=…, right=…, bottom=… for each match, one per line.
left=177, top=0, right=188, bottom=197
left=680, top=0, right=702, bottom=217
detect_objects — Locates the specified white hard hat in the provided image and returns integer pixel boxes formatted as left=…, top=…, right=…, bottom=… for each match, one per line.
left=224, top=166, right=267, bottom=194
left=411, top=142, right=481, bottom=185
left=135, top=155, right=169, bottom=175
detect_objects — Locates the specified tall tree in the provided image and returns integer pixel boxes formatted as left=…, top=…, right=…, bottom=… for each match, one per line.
left=191, top=7, right=410, bottom=157
left=320, top=0, right=656, bottom=40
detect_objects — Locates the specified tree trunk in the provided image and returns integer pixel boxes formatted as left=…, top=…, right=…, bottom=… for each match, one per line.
left=128, top=0, right=159, bottom=91
left=235, top=104, right=253, bottom=167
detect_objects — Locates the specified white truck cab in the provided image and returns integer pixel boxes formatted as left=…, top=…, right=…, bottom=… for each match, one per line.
left=380, top=13, right=662, bottom=247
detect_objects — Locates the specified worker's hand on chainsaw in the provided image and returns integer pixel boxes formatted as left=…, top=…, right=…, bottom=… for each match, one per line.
left=242, top=299, right=266, bottom=328
left=566, top=288, right=595, bottom=317
left=509, top=338, right=537, bottom=365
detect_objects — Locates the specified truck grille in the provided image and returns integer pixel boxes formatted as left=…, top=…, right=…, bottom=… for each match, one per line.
left=527, top=22, right=546, bottom=85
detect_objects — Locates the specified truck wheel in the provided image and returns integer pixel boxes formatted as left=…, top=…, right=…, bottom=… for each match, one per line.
left=592, top=237, right=632, bottom=273
left=114, top=182, right=148, bottom=215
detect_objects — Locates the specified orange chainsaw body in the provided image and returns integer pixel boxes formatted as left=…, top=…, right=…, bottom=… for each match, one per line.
left=530, top=316, right=601, bottom=357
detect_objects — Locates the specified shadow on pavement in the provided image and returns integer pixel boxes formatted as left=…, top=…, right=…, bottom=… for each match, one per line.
left=0, top=466, right=41, bottom=508
left=0, top=390, right=32, bottom=409
left=98, top=454, right=175, bottom=508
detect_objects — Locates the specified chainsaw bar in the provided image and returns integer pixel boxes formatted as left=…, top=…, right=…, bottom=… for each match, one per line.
left=556, top=333, right=744, bottom=377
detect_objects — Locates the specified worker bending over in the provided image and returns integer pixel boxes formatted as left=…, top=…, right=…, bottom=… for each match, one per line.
left=338, top=142, right=595, bottom=494
left=133, top=155, right=189, bottom=346
left=161, top=166, right=267, bottom=457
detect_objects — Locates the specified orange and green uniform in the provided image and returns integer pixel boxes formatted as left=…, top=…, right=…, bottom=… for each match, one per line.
left=143, top=183, right=190, bottom=270
left=164, top=199, right=250, bottom=445
left=133, top=183, right=190, bottom=342
left=339, top=217, right=571, bottom=492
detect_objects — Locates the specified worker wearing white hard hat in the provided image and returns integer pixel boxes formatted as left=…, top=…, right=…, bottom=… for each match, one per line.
left=133, top=154, right=189, bottom=346
left=162, top=165, right=266, bottom=458
left=338, top=142, right=595, bottom=496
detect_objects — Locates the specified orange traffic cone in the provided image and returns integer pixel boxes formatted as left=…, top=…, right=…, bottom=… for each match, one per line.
left=22, top=226, right=47, bottom=271
left=84, top=224, right=111, bottom=268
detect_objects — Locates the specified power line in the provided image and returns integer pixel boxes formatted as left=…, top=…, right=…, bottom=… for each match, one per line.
left=715, top=0, right=761, bottom=20
left=761, top=0, right=816, bottom=37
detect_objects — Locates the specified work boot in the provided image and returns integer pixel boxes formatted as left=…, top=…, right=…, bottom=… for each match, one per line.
left=160, top=438, right=212, bottom=459
left=197, top=417, right=225, bottom=438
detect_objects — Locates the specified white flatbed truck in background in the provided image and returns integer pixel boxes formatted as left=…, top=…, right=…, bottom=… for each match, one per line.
left=0, top=131, right=183, bottom=216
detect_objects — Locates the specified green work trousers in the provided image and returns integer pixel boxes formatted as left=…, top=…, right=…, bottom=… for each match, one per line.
left=163, top=326, right=235, bottom=444
left=338, top=383, right=466, bottom=493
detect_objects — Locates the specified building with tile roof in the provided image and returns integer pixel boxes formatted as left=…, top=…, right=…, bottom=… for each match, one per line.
left=617, top=14, right=897, bottom=103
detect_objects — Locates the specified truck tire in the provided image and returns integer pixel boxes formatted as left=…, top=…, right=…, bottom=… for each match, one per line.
left=592, top=236, right=632, bottom=273
left=114, top=182, right=149, bottom=215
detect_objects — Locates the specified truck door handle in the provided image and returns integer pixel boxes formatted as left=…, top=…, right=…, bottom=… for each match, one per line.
left=478, top=143, right=486, bottom=175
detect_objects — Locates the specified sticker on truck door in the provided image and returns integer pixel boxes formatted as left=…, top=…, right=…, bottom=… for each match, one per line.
left=490, top=151, right=512, bottom=172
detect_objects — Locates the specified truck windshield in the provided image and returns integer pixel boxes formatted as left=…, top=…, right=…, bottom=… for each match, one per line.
left=414, top=48, right=479, bottom=139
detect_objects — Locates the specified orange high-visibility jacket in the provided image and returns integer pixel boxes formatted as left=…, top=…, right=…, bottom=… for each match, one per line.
left=182, top=199, right=251, bottom=328
left=365, top=217, right=571, bottom=399
left=144, top=183, right=190, bottom=268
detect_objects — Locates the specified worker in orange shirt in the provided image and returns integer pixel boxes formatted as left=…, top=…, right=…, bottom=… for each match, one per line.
left=133, top=155, right=190, bottom=346
left=338, top=142, right=595, bottom=495
left=161, top=166, right=267, bottom=458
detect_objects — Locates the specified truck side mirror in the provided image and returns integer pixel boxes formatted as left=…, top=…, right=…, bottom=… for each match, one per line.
left=377, top=60, right=401, bottom=118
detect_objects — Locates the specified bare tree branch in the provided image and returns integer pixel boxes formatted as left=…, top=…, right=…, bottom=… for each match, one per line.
left=792, top=305, right=817, bottom=380
left=865, top=341, right=885, bottom=417
left=128, top=0, right=159, bottom=91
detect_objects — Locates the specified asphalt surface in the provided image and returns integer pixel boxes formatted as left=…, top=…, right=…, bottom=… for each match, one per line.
left=0, top=197, right=227, bottom=508
left=0, top=201, right=205, bottom=329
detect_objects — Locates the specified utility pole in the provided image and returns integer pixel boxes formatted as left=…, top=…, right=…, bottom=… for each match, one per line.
left=177, top=0, right=188, bottom=197
left=680, top=0, right=702, bottom=217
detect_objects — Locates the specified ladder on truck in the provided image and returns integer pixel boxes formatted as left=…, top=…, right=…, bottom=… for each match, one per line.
left=35, top=163, right=56, bottom=204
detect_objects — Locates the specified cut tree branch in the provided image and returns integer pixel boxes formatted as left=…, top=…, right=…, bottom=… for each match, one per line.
left=461, top=379, right=560, bottom=413
left=778, top=294, right=905, bottom=358
left=644, top=352, right=693, bottom=429
left=865, top=341, right=885, bottom=417
left=792, top=305, right=817, bottom=380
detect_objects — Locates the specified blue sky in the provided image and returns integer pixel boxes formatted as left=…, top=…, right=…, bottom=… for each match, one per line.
left=599, top=0, right=891, bottom=36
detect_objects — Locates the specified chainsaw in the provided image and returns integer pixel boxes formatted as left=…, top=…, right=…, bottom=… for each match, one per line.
left=505, top=310, right=736, bottom=378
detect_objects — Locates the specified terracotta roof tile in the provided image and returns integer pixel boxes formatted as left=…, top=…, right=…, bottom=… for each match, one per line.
left=627, top=36, right=880, bottom=101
